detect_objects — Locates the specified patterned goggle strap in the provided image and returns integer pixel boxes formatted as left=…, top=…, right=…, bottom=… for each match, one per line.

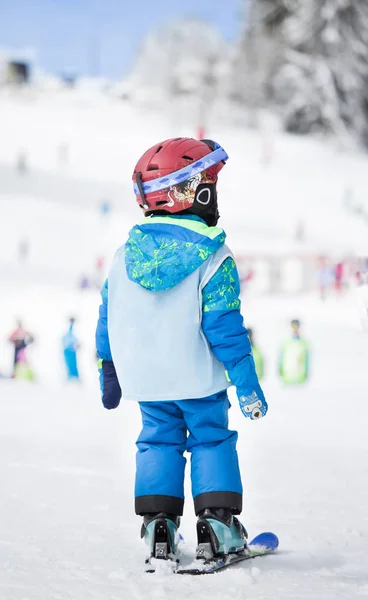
left=133, top=144, right=228, bottom=197
left=135, top=171, right=149, bottom=210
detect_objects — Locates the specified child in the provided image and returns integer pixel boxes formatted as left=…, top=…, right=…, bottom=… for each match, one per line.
left=8, top=320, right=34, bottom=377
left=279, top=319, right=309, bottom=384
left=95, top=138, right=267, bottom=563
left=62, top=317, right=80, bottom=381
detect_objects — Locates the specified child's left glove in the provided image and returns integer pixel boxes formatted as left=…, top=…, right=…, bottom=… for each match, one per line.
left=227, top=355, right=268, bottom=420
left=238, top=388, right=268, bottom=420
left=98, top=359, right=122, bottom=409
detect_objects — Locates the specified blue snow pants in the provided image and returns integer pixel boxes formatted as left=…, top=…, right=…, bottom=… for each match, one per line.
left=135, top=390, right=243, bottom=517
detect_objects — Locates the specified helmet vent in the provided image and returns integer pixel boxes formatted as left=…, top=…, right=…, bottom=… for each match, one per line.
left=147, top=165, right=159, bottom=171
left=155, top=145, right=163, bottom=154
left=182, top=155, right=193, bottom=160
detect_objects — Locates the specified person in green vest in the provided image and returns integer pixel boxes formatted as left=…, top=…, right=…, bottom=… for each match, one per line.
left=248, top=328, right=264, bottom=381
left=279, top=319, right=309, bottom=384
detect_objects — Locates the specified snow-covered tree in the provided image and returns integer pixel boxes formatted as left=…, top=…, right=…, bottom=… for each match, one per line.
left=238, top=0, right=368, bottom=146
left=276, top=0, right=368, bottom=144
left=232, top=0, right=296, bottom=118
left=126, top=19, right=230, bottom=110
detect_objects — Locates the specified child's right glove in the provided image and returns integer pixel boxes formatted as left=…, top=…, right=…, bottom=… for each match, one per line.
left=227, top=354, right=268, bottom=420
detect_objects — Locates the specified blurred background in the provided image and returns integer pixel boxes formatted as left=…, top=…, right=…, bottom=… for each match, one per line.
left=1, top=2, right=368, bottom=597
left=1, top=0, right=368, bottom=383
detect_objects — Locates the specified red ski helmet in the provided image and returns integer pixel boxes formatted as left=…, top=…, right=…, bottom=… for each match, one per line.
left=132, top=138, right=228, bottom=223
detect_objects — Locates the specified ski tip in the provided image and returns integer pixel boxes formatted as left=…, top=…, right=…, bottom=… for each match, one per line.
left=248, top=531, right=279, bottom=551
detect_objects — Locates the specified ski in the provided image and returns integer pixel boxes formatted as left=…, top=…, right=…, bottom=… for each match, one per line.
left=176, top=532, right=278, bottom=575
left=145, top=532, right=278, bottom=575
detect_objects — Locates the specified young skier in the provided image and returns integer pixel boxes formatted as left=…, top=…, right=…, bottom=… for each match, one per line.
left=279, top=319, right=309, bottom=384
left=95, top=138, right=268, bottom=564
left=8, top=320, right=34, bottom=377
left=62, top=317, right=80, bottom=381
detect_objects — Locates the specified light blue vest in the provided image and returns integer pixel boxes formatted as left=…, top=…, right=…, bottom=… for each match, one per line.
left=108, top=244, right=232, bottom=401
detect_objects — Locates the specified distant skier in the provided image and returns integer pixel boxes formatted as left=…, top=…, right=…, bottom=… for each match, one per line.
left=13, top=348, right=36, bottom=381
left=96, top=138, right=268, bottom=567
left=57, top=142, right=69, bottom=167
left=62, top=318, right=80, bottom=380
left=95, top=256, right=105, bottom=289
left=18, top=237, right=29, bottom=264
left=318, top=261, right=333, bottom=301
left=279, top=319, right=309, bottom=385
left=248, top=327, right=264, bottom=381
left=334, top=261, right=344, bottom=296
left=16, top=150, right=28, bottom=175
left=295, top=217, right=305, bottom=243
left=99, top=199, right=112, bottom=217
left=8, top=320, right=34, bottom=377
left=79, top=273, right=90, bottom=290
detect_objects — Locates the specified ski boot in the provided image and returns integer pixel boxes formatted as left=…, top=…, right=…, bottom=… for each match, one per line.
left=195, top=508, right=248, bottom=560
left=141, top=513, right=180, bottom=562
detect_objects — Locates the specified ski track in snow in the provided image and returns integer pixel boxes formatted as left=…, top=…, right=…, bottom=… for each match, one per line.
left=1, top=91, right=368, bottom=599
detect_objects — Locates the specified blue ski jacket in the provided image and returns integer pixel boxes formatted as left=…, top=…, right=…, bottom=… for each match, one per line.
left=96, top=214, right=264, bottom=409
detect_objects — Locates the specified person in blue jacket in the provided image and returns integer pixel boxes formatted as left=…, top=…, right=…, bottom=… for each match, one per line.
left=95, top=138, right=268, bottom=563
left=62, top=317, right=80, bottom=380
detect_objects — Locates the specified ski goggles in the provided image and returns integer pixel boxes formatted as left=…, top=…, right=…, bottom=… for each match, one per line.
left=133, top=140, right=228, bottom=198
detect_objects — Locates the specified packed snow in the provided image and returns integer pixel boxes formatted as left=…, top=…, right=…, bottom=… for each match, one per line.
left=1, top=89, right=368, bottom=599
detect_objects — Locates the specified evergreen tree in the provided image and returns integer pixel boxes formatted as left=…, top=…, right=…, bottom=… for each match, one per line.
left=129, top=19, right=229, bottom=107
left=233, top=0, right=296, bottom=119
left=277, top=0, right=368, bottom=144
left=239, top=0, right=368, bottom=146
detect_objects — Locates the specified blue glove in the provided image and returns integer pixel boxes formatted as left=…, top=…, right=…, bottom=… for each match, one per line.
left=98, top=359, right=122, bottom=409
left=227, top=355, right=268, bottom=420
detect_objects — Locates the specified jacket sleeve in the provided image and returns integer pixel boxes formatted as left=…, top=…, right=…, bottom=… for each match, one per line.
left=201, top=256, right=261, bottom=394
left=96, top=280, right=121, bottom=409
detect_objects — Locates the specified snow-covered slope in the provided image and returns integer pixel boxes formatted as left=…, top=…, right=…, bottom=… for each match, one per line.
left=1, top=89, right=368, bottom=257
left=1, top=89, right=368, bottom=599
left=1, top=293, right=368, bottom=599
